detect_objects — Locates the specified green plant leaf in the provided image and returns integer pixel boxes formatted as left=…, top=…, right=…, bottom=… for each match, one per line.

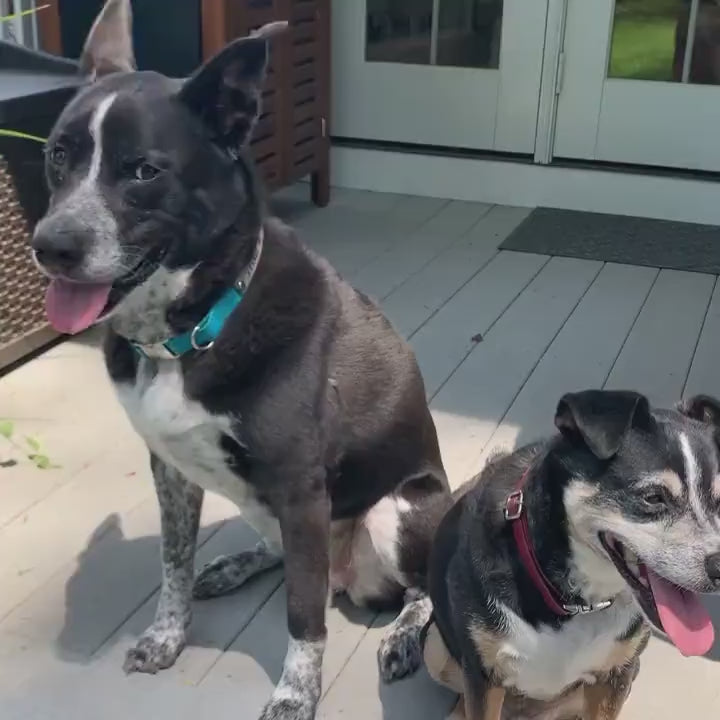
left=28, top=454, right=52, bottom=470
left=25, top=436, right=41, bottom=451
left=0, top=420, right=14, bottom=440
left=1, top=4, right=49, bottom=24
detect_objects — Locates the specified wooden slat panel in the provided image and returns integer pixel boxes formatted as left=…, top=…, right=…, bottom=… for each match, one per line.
left=261, top=90, right=277, bottom=115
left=252, top=136, right=280, bottom=162
left=293, top=19, right=318, bottom=45
left=254, top=114, right=277, bottom=141
left=293, top=117, right=317, bottom=144
left=291, top=155, right=318, bottom=179
left=293, top=39, right=319, bottom=65
left=293, top=98, right=319, bottom=124
left=292, top=1, right=319, bottom=23
left=205, top=0, right=330, bottom=201
left=292, top=59, right=316, bottom=85
left=293, top=80, right=317, bottom=106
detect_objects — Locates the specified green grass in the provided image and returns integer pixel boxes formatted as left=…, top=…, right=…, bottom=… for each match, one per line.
left=608, top=1, right=680, bottom=81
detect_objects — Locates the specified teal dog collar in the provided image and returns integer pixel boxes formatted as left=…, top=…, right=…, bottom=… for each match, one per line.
left=132, top=230, right=263, bottom=360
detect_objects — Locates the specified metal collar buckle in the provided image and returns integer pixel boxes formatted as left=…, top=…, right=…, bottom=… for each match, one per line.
left=504, top=490, right=524, bottom=520
left=563, top=599, right=614, bottom=616
left=190, top=324, right=214, bottom=352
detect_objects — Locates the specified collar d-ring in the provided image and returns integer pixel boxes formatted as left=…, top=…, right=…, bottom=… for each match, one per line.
left=190, top=323, right=214, bottom=351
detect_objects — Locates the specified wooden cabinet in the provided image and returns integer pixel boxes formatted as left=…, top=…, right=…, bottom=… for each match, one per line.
left=202, top=0, right=330, bottom=206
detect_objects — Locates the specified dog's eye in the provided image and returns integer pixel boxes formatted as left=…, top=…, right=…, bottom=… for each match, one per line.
left=134, top=162, right=160, bottom=182
left=48, top=144, right=67, bottom=166
left=642, top=489, right=669, bottom=508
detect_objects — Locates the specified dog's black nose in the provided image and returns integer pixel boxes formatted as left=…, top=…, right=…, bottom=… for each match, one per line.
left=32, top=216, right=91, bottom=274
left=705, top=553, right=720, bottom=582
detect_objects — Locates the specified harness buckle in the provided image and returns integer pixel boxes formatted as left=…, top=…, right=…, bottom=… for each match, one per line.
left=504, top=490, right=524, bottom=521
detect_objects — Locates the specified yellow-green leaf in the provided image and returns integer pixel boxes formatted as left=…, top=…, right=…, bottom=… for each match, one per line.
left=29, top=454, right=51, bottom=469
left=25, top=436, right=41, bottom=451
left=0, top=420, right=14, bottom=440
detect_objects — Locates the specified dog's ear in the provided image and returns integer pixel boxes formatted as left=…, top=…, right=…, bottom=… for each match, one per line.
left=78, top=0, right=136, bottom=79
left=678, top=395, right=720, bottom=427
left=178, top=22, right=288, bottom=156
left=554, top=390, right=651, bottom=460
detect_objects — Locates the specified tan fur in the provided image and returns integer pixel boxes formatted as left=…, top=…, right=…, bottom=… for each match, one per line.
left=639, top=469, right=683, bottom=499
left=424, top=620, right=647, bottom=720
left=468, top=623, right=504, bottom=674
left=584, top=663, right=637, bottom=720
left=424, top=622, right=464, bottom=693
left=463, top=684, right=505, bottom=720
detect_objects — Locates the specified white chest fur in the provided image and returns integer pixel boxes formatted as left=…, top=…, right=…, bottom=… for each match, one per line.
left=115, top=358, right=282, bottom=548
left=492, top=594, right=638, bottom=700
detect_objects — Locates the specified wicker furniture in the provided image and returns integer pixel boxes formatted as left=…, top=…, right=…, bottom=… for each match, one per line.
left=0, top=42, right=80, bottom=371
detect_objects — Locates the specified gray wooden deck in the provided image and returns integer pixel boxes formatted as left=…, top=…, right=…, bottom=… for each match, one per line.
left=3, top=185, right=720, bottom=719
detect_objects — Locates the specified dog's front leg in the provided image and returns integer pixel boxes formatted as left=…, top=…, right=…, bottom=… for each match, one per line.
left=460, top=651, right=506, bottom=720
left=259, top=480, right=330, bottom=720
left=123, top=456, right=203, bottom=674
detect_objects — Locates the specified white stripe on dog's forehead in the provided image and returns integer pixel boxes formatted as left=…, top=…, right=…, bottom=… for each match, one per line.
left=680, top=432, right=714, bottom=529
left=88, top=92, right=117, bottom=181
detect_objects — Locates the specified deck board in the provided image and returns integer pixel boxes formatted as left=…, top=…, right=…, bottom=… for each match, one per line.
left=604, top=269, right=715, bottom=407
left=431, top=255, right=603, bottom=485
left=2, top=187, right=720, bottom=719
left=683, top=276, right=720, bottom=400
left=472, top=262, right=658, bottom=472
left=382, top=205, right=532, bottom=339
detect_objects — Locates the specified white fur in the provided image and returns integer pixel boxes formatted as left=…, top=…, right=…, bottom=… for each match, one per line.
left=489, top=594, right=638, bottom=700
left=261, top=635, right=324, bottom=717
left=115, top=357, right=283, bottom=551
left=109, top=266, right=196, bottom=344
left=681, top=432, right=712, bottom=530
left=329, top=494, right=409, bottom=606
left=36, top=92, right=121, bottom=279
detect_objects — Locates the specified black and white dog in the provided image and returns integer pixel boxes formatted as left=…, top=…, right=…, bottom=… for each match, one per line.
left=31, top=1, right=451, bottom=717
left=424, top=390, right=720, bottom=719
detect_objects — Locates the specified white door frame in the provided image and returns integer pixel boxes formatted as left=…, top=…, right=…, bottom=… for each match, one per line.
left=533, top=0, right=569, bottom=164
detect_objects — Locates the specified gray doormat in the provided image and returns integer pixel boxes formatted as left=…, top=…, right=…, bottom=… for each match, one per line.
left=499, top=207, right=720, bottom=275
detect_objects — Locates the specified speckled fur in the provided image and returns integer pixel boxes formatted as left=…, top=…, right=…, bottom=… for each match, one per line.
left=124, top=458, right=202, bottom=673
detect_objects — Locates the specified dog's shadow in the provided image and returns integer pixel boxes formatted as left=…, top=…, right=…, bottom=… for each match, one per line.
left=57, top=513, right=454, bottom=718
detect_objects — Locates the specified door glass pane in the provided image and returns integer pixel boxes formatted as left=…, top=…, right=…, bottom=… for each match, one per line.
left=609, top=0, right=720, bottom=85
left=366, top=0, right=434, bottom=65
left=436, top=0, right=503, bottom=68
left=365, top=0, right=503, bottom=69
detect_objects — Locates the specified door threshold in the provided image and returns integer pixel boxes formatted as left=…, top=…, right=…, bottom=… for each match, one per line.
left=330, top=145, right=720, bottom=225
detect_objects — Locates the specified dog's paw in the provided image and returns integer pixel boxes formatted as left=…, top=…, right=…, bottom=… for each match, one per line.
left=122, top=628, right=186, bottom=675
left=258, top=697, right=316, bottom=720
left=377, top=623, right=424, bottom=683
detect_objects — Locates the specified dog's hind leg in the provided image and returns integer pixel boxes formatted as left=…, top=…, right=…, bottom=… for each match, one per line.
left=583, top=659, right=639, bottom=720
left=193, top=539, right=282, bottom=599
left=377, top=587, right=433, bottom=682
left=123, top=457, right=203, bottom=674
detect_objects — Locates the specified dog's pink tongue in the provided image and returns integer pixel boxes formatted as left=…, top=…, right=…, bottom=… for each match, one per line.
left=45, top=279, right=112, bottom=335
left=646, top=568, right=714, bottom=656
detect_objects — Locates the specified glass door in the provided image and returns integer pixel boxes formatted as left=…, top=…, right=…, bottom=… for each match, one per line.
left=554, top=0, right=720, bottom=172
left=331, top=0, right=550, bottom=153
